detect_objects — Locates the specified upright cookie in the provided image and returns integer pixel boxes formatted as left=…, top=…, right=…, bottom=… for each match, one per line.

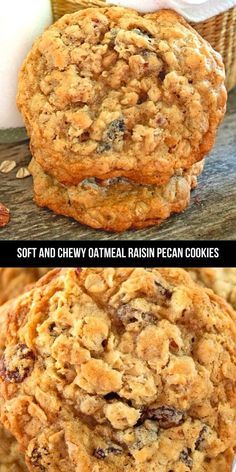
left=187, top=269, right=236, bottom=310
left=18, top=7, right=226, bottom=185
left=0, top=268, right=235, bottom=472
left=29, top=158, right=204, bottom=232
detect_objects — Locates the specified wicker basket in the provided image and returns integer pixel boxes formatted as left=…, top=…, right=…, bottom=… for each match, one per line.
left=192, top=8, right=236, bottom=91
left=51, top=0, right=236, bottom=91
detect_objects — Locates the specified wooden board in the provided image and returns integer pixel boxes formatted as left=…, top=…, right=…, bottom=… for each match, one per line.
left=0, top=88, right=236, bottom=241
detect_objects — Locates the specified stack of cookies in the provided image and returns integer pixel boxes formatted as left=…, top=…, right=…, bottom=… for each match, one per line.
left=17, top=6, right=227, bottom=232
left=0, top=268, right=236, bottom=471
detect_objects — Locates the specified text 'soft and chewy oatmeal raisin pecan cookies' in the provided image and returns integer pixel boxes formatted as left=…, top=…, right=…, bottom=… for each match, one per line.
left=29, top=158, right=204, bottom=232
left=18, top=7, right=226, bottom=186
left=0, top=268, right=236, bottom=472
left=187, top=269, right=236, bottom=311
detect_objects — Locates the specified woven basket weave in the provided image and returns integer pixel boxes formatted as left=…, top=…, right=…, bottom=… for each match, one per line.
left=51, top=0, right=236, bottom=91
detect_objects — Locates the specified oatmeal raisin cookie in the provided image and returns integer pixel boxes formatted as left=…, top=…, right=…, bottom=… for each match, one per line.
left=18, top=7, right=226, bottom=185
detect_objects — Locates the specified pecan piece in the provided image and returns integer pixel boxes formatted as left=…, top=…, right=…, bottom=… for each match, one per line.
left=0, top=160, right=16, bottom=173
left=0, top=203, right=10, bottom=227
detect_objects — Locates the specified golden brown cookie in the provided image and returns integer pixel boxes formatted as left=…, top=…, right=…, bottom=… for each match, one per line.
left=0, top=299, right=28, bottom=472
left=0, top=268, right=235, bottom=472
left=29, top=158, right=204, bottom=232
left=0, top=269, right=49, bottom=307
left=0, top=422, right=28, bottom=472
left=0, top=269, right=50, bottom=472
left=18, top=7, right=226, bottom=186
left=187, top=269, right=236, bottom=310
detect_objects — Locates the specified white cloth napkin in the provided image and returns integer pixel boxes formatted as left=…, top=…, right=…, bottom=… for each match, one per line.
left=107, top=0, right=236, bottom=21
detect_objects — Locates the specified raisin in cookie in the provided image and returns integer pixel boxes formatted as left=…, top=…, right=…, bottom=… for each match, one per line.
left=29, top=158, right=204, bottom=232
left=0, top=268, right=236, bottom=472
left=18, top=7, right=226, bottom=186
left=187, top=269, right=236, bottom=310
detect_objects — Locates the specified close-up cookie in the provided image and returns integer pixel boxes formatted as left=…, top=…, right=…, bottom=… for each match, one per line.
left=0, top=270, right=50, bottom=472
left=0, top=268, right=236, bottom=471
left=29, top=158, right=204, bottom=232
left=18, top=7, right=226, bottom=186
left=0, top=299, right=28, bottom=472
left=0, top=269, right=49, bottom=306
left=187, top=269, right=236, bottom=310
left=0, top=422, right=27, bottom=472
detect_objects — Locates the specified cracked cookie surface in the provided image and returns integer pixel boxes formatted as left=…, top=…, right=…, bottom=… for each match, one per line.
left=29, top=158, right=203, bottom=232
left=188, top=269, right=236, bottom=310
left=18, top=7, right=226, bottom=185
left=0, top=268, right=235, bottom=472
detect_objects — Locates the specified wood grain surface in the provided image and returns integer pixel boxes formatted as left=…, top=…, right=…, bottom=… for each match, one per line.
left=0, top=88, right=236, bottom=241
